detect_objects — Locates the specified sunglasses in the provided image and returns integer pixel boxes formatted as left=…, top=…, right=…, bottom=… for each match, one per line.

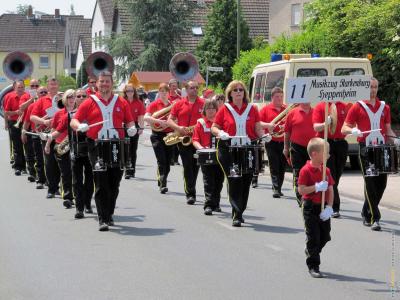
left=67, top=95, right=75, bottom=99
left=189, top=86, right=199, bottom=90
left=30, top=84, right=39, bottom=88
left=76, top=95, right=86, bottom=98
left=233, top=88, right=244, bottom=92
left=39, top=91, right=48, bottom=95
left=89, top=81, right=96, bottom=84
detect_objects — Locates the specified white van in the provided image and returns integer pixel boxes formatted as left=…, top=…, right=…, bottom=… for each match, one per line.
left=249, top=55, right=373, bottom=168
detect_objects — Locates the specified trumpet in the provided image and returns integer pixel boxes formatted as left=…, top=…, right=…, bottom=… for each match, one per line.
left=163, top=126, right=194, bottom=146
left=14, top=113, right=24, bottom=128
left=269, top=104, right=298, bottom=138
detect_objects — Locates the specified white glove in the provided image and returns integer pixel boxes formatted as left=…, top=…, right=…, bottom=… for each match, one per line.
left=39, top=132, right=52, bottom=141
left=394, top=138, right=400, bottom=146
left=320, top=206, right=333, bottom=221
left=219, top=130, right=230, bottom=140
left=326, top=116, right=332, bottom=125
left=77, top=123, right=89, bottom=132
left=351, top=128, right=363, bottom=137
left=315, top=181, right=328, bottom=193
left=127, top=126, right=137, bottom=137
left=261, top=133, right=272, bottom=143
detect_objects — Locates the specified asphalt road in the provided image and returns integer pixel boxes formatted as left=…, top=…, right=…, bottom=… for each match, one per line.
left=0, top=127, right=399, bottom=300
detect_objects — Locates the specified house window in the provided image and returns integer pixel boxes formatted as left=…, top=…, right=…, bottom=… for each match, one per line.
left=99, top=31, right=102, bottom=48
left=291, top=4, right=301, bottom=27
left=39, top=55, right=49, bottom=68
left=94, top=32, right=97, bottom=49
left=192, top=26, right=203, bottom=36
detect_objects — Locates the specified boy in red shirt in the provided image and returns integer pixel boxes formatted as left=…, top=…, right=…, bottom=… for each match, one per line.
left=298, top=137, right=334, bottom=278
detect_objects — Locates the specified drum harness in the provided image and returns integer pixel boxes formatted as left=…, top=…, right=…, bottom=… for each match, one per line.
left=358, top=100, right=385, bottom=145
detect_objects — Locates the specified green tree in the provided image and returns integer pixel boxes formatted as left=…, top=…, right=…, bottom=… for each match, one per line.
left=16, top=4, right=31, bottom=15
left=108, top=0, right=193, bottom=80
left=196, top=0, right=253, bottom=88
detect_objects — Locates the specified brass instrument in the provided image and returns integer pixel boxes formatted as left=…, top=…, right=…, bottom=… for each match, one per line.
left=14, top=114, right=24, bottom=128
left=86, top=52, right=115, bottom=77
left=163, top=126, right=195, bottom=146
left=151, top=103, right=175, bottom=131
left=269, top=104, right=299, bottom=138
left=3, top=51, right=33, bottom=80
left=54, top=137, right=70, bottom=156
left=169, top=52, right=199, bottom=81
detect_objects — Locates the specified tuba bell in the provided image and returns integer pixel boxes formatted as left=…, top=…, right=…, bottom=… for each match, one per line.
left=169, top=52, right=199, bottom=82
left=85, top=52, right=115, bottom=77
left=3, top=51, right=33, bottom=80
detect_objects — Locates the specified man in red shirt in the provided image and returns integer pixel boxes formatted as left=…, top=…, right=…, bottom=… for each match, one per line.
left=4, top=80, right=29, bottom=175
left=86, top=76, right=97, bottom=96
left=144, top=83, right=175, bottom=194
left=167, top=80, right=205, bottom=205
left=342, top=78, right=398, bottom=231
left=260, top=87, right=287, bottom=198
left=31, top=78, right=62, bottom=198
left=3, top=82, right=16, bottom=166
left=168, top=79, right=182, bottom=166
left=313, top=101, right=350, bottom=218
left=71, top=71, right=136, bottom=231
left=284, top=102, right=315, bottom=206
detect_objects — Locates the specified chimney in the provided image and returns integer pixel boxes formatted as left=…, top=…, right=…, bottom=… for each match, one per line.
left=27, top=5, right=34, bottom=19
left=54, top=9, right=61, bottom=20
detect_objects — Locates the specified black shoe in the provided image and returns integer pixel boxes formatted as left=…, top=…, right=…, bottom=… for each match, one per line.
left=273, top=191, right=280, bottom=198
left=75, top=211, right=84, bottom=219
left=232, top=219, right=242, bottom=227
left=160, top=187, right=168, bottom=194
left=36, top=183, right=44, bottom=190
left=252, top=181, right=258, bottom=188
left=21, top=170, right=28, bottom=175
left=63, top=200, right=73, bottom=209
left=131, top=172, right=135, bottom=178
left=99, top=223, right=109, bottom=231
left=204, top=207, right=213, bottom=215
left=332, top=211, right=340, bottom=218
left=85, top=207, right=93, bottom=214
left=14, top=170, right=21, bottom=176
left=279, top=191, right=284, bottom=196
left=371, top=221, right=381, bottom=231
left=362, top=218, right=371, bottom=227
left=125, top=174, right=131, bottom=179
left=175, top=162, right=180, bottom=165
left=309, top=269, right=323, bottom=278
left=213, top=206, right=222, bottom=213
left=108, top=216, right=114, bottom=226
left=46, top=193, right=55, bottom=199
left=55, top=190, right=61, bottom=196
left=240, top=217, right=245, bottom=223
left=27, top=175, right=36, bottom=182
left=186, top=197, right=196, bottom=205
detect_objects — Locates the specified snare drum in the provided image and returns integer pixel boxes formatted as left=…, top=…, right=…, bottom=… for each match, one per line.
left=364, top=144, right=398, bottom=176
left=94, top=139, right=125, bottom=171
left=194, top=149, right=217, bottom=166
left=228, top=145, right=263, bottom=176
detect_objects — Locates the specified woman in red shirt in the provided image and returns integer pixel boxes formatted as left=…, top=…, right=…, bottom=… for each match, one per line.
left=122, top=84, right=145, bottom=179
left=211, top=80, right=265, bottom=227
left=192, top=99, right=224, bottom=216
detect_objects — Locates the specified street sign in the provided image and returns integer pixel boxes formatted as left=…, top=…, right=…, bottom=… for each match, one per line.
left=286, top=75, right=371, bottom=104
left=207, top=66, right=223, bottom=72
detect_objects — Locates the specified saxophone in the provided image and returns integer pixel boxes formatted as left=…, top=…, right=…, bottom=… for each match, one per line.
left=163, top=125, right=194, bottom=146
left=54, top=137, right=70, bottom=156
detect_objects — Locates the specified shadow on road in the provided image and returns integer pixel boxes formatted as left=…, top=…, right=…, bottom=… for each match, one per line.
left=114, top=215, right=146, bottom=223
left=109, top=224, right=175, bottom=236
left=245, top=222, right=303, bottom=234
left=323, top=272, right=385, bottom=285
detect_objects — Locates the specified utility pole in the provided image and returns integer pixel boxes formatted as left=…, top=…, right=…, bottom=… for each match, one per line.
left=237, top=0, right=240, bottom=59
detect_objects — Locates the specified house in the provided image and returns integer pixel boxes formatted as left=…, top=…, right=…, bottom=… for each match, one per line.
left=91, top=0, right=114, bottom=52
left=129, top=71, right=206, bottom=91
left=0, top=7, right=66, bottom=90
left=269, top=0, right=310, bottom=43
left=63, top=17, right=92, bottom=78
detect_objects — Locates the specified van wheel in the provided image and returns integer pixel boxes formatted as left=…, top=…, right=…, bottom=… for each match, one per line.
left=349, top=155, right=360, bottom=170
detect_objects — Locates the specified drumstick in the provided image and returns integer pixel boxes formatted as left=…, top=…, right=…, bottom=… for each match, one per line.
left=360, top=129, right=381, bottom=134
left=88, top=119, right=109, bottom=128
left=24, top=131, right=41, bottom=137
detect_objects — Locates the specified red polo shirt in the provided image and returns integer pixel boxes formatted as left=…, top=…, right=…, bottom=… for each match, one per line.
left=345, top=99, right=391, bottom=143
left=285, top=106, right=315, bottom=147
left=4, top=92, right=30, bottom=121
left=31, top=95, right=57, bottom=132
left=259, top=103, right=286, bottom=142
left=146, top=98, right=174, bottom=133
left=86, top=87, right=96, bottom=97
left=125, top=98, right=145, bottom=122
left=23, top=102, right=37, bottom=130
left=214, top=102, right=260, bottom=140
left=298, top=161, right=335, bottom=204
left=313, top=102, right=348, bottom=139
left=73, top=92, right=133, bottom=140
left=52, top=108, right=68, bottom=144
left=168, top=92, right=181, bottom=102
left=3, top=91, right=15, bottom=109
left=170, top=96, right=205, bottom=127
left=192, top=118, right=213, bottom=148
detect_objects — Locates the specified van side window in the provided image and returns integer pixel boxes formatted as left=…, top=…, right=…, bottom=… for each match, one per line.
left=253, top=73, right=266, bottom=103
left=297, top=68, right=328, bottom=77
left=334, top=68, right=365, bottom=75
left=264, top=70, right=285, bottom=102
